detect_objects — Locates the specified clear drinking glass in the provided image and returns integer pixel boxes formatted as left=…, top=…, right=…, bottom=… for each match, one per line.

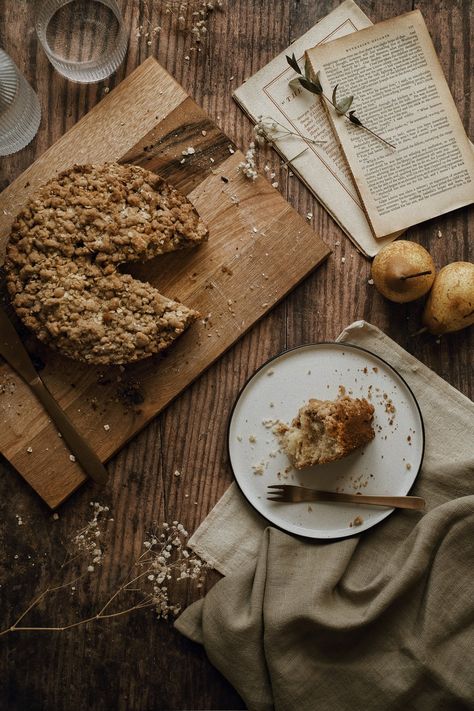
left=0, top=49, right=41, bottom=156
left=35, top=0, right=129, bottom=83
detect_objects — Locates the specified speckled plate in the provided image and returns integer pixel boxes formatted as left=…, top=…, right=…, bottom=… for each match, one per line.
left=228, top=343, right=425, bottom=539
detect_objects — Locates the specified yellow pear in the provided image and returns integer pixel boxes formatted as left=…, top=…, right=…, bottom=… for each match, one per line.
left=371, top=241, right=435, bottom=303
left=422, top=261, right=474, bottom=335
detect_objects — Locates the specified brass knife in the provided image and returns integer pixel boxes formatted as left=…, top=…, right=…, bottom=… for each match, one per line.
left=0, top=305, right=108, bottom=485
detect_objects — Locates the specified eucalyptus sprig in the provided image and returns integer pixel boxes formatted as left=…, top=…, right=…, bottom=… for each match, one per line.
left=287, top=53, right=395, bottom=150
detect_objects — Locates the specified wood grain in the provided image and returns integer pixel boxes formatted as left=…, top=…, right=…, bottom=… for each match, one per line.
left=0, top=58, right=330, bottom=508
left=0, top=1, right=472, bottom=710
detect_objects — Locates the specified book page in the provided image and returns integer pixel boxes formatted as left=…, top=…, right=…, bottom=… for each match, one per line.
left=306, top=10, right=474, bottom=238
left=233, top=0, right=402, bottom=257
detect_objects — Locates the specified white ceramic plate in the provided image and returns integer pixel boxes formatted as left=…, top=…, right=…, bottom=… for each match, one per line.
left=228, top=343, right=424, bottom=539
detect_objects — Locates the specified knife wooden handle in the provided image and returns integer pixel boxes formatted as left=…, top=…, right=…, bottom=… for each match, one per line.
left=30, top=377, right=108, bottom=486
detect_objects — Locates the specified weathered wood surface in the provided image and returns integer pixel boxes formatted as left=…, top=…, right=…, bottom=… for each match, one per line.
left=0, top=57, right=329, bottom=508
left=0, top=1, right=472, bottom=709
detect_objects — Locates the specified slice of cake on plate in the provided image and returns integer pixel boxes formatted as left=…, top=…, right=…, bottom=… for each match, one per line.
left=275, top=396, right=375, bottom=469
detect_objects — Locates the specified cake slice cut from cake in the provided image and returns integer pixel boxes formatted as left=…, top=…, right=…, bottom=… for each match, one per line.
left=275, top=396, right=375, bottom=469
left=8, top=253, right=198, bottom=365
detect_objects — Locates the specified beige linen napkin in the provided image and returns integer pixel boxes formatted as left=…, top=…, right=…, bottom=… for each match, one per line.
left=175, top=321, right=474, bottom=711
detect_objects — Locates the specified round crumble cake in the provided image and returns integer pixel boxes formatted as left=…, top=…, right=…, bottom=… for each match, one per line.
left=5, top=163, right=208, bottom=365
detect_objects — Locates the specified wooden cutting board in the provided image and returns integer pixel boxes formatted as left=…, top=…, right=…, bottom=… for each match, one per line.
left=0, top=57, right=330, bottom=508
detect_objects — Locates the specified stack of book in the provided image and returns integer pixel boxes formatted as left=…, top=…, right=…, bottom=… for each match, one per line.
left=233, top=0, right=474, bottom=257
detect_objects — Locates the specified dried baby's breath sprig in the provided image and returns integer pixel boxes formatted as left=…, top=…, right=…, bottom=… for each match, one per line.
left=238, top=116, right=326, bottom=182
left=254, top=116, right=325, bottom=149
left=0, top=510, right=206, bottom=636
left=69, top=501, right=108, bottom=571
left=132, top=521, right=206, bottom=620
left=238, top=142, right=258, bottom=180
left=286, top=53, right=396, bottom=150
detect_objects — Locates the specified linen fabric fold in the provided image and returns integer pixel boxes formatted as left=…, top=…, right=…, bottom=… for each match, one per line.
left=175, top=321, right=474, bottom=711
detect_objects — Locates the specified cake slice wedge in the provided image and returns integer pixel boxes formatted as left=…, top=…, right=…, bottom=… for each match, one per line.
left=275, top=396, right=375, bottom=469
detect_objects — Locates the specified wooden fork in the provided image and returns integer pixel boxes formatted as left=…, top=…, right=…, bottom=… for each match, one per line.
left=267, top=485, right=425, bottom=510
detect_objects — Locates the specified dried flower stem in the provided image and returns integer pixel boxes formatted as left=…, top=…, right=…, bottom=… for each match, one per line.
left=322, top=95, right=396, bottom=150
left=0, top=513, right=205, bottom=636
left=287, top=54, right=395, bottom=150
left=0, top=574, right=87, bottom=636
left=254, top=116, right=325, bottom=148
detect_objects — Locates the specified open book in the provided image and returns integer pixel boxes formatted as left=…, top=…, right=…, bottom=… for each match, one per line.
left=306, top=10, right=474, bottom=239
left=233, top=0, right=401, bottom=257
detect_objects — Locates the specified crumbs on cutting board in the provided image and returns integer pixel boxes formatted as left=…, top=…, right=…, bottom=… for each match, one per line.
left=0, top=377, right=16, bottom=395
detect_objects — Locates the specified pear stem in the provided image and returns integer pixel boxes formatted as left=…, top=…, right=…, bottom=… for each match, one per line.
left=411, top=326, right=428, bottom=336
left=401, top=271, right=432, bottom=281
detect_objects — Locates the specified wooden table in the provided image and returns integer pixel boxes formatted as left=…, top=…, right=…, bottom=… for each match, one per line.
left=0, top=2, right=471, bottom=709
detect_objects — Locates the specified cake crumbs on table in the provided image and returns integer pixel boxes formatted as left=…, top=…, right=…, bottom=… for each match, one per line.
left=249, top=435, right=257, bottom=443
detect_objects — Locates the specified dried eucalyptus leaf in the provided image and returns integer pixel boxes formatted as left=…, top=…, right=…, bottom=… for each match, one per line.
left=289, top=78, right=301, bottom=91
left=298, top=77, right=322, bottom=95
left=286, top=53, right=302, bottom=75
left=304, top=57, right=312, bottom=81
left=332, top=84, right=339, bottom=106
left=336, top=95, right=353, bottom=115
